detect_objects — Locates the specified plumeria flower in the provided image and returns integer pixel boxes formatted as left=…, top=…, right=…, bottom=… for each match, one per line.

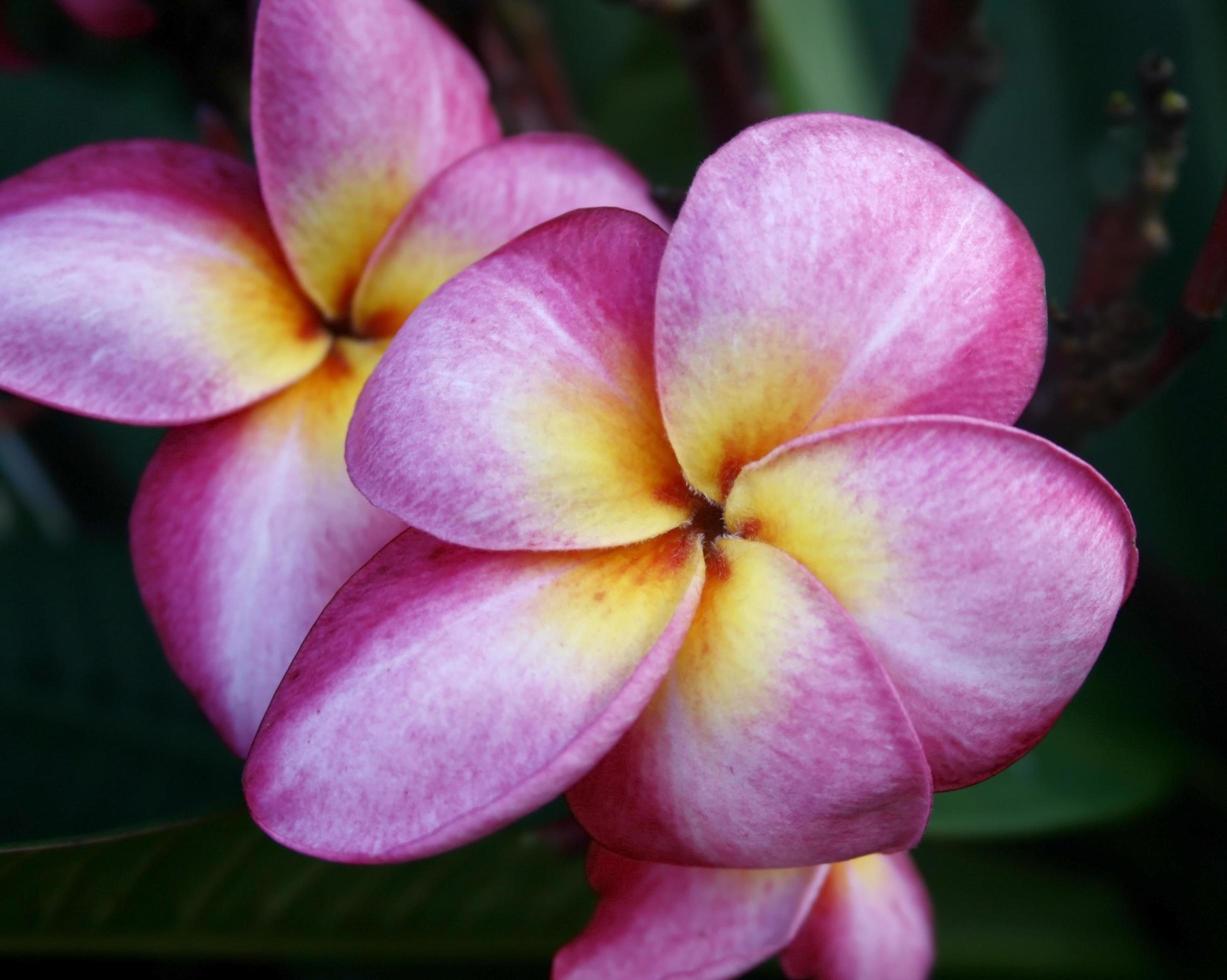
left=243, top=114, right=1136, bottom=867
left=555, top=847, right=933, bottom=980
left=1, top=0, right=154, bottom=71
left=0, top=0, right=663, bottom=754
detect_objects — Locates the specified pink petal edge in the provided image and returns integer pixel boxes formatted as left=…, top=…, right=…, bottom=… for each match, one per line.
left=244, top=529, right=705, bottom=863
left=130, top=340, right=404, bottom=756
left=253, top=0, right=499, bottom=319
left=554, top=846, right=828, bottom=980
left=0, top=140, right=326, bottom=424
left=655, top=113, right=1046, bottom=500
left=726, top=415, right=1137, bottom=791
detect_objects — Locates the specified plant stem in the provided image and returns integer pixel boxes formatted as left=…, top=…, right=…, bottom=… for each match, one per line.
left=623, top=0, right=772, bottom=146
left=889, top=0, right=999, bottom=155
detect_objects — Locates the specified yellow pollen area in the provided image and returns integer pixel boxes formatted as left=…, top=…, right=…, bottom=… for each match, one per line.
left=724, top=450, right=893, bottom=615
left=282, top=161, right=420, bottom=321
left=508, top=347, right=695, bottom=543
left=198, top=227, right=330, bottom=367
left=525, top=530, right=703, bottom=674
left=830, top=853, right=892, bottom=895
left=352, top=228, right=485, bottom=338
left=668, top=318, right=844, bottom=501
left=243, top=336, right=388, bottom=460
left=666, top=537, right=789, bottom=724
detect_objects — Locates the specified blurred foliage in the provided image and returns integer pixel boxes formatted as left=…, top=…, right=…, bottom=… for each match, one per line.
left=2, top=0, right=1226, bottom=976
left=0, top=812, right=590, bottom=963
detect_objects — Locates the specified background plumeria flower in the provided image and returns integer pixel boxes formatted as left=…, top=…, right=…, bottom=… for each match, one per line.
left=0, top=0, right=663, bottom=754
left=242, top=113, right=1136, bottom=867
left=555, top=846, right=933, bottom=980
left=1, top=0, right=154, bottom=71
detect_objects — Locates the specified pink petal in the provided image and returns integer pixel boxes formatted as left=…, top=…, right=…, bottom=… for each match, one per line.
left=348, top=208, right=694, bottom=552
left=781, top=853, right=934, bottom=980
left=554, top=845, right=827, bottom=980
left=0, top=141, right=327, bottom=424
left=253, top=0, right=499, bottom=320
left=568, top=537, right=932, bottom=868
left=725, top=417, right=1137, bottom=791
left=57, top=0, right=155, bottom=38
left=244, top=530, right=705, bottom=863
left=655, top=113, right=1046, bottom=501
left=130, top=339, right=404, bottom=756
left=352, top=133, right=666, bottom=337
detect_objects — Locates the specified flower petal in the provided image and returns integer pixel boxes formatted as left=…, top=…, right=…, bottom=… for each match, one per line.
left=253, top=0, right=499, bottom=319
left=568, top=536, right=932, bottom=868
left=348, top=208, right=693, bottom=551
left=130, top=339, right=403, bottom=756
left=780, top=853, right=934, bottom=980
left=352, top=133, right=666, bottom=337
left=243, top=530, right=705, bottom=863
left=554, top=845, right=826, bottom=980
left=57, top=0, right=155, bottom=38
left=0, top=141, right=327, bottom=424
left=725, top=417, right=1137, bottom=790
left=655, top=113, right=1046, bottom=501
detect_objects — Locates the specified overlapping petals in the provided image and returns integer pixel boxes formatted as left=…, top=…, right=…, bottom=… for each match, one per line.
left=727, top=418, right=1136, bottom=789
left=352, top=133, right=666, bottom=337
left=253, top=0, right=498, bottom=319
left=656, top=114, right=1046, bottom=501
left=569, top=536, right=932, bottom=867
left=245, top=529, right=704, bottom=862
left=554, top=847, right=933, bottom=980
left=130, top=340, right=404, bottom=755
left=349, top=209, right=691, bottom=552
left=781, top=853, right=934, bottom=980
left=0, top=141, right=327, bottom=424
left=247, top=114, right=1135, bottom=869
left=0, top=0, right=669, bottom=764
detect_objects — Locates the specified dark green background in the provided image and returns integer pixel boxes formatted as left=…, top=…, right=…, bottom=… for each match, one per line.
left=1, top=0, right=1224, bottom=976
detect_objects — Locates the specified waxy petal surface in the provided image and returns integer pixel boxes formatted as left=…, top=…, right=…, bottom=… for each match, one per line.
left=554, top=846, right=825, bottom=980
left=0, top=141, right=326, bottom=424
left=352, top=133, right=666, bottom=337
left=349, top=209, right=692, bottom=551
left=253, top=0, right=499, bottom=319
left=726, top=417, right=1137, bottom=790
left=781, top=853, right=933, bottom=980
left=131, top=339, right=404, bottom=756
left=244, top=530, right=705, bottom=862
left=656, top=114, right=1046, bottom=500
left=569, top=537, right=931, bottom=868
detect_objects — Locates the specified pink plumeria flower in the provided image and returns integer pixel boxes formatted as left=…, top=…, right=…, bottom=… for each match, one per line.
left=556, top=847, right=933, bottom=980
left=0, top=0, right=663, bottom=754
left=1, top=0, right=154, bottom=70
left=242, top=114, right=1136, bottom=868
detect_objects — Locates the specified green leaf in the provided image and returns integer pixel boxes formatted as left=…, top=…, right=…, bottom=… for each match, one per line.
left=1, top=418, right=241, bottom=845
left=926, top=677, right=1182, bottom=840
left=757, top=0, right=882, bottom=118
left=919, top=845, right=1161, bottom=978
left=0, top=812, right=592, bottom=962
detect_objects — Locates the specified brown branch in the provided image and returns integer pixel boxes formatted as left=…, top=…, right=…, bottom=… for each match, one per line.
left=423, top=0, right=576, bottom=133
left=1182, top=178, right=1227, bottom=319
left=1023, top=54, right=1201, bottom=444
left=624, top=0, right=771, bottom=147
left=889, top=0, right=1000, bottom=155
left=1108, top=177, right=1227, bottom=411
left=1071, top=55, right=1188, bottom=312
